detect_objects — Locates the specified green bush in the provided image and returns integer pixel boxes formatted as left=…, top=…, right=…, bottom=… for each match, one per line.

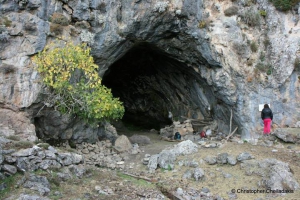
left=224, top=6, right=239, bottom=16
left=33, top=42, right=125, bottom=124
left=269, top=0, right=300, bottom=11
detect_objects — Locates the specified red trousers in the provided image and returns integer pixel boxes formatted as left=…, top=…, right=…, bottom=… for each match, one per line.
left=263, top=118, right=272, bottom=134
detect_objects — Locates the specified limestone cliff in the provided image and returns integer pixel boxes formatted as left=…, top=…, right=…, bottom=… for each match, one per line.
left=0, top=0, right=299, bottom=143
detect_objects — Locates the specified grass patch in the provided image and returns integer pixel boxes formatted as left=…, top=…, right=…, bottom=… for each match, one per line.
left=13, top=141, right=34, bottom=149
left=6, top=135, right=20, bottom=141
left=0, top=173, right=23, bottom=198
left=36, top=143, right=50, bottom=149
left=117, top=172, right=155, bottom=188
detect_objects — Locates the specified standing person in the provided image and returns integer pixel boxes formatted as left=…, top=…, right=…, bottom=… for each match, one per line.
left=261, top=104, right=273, bottom=135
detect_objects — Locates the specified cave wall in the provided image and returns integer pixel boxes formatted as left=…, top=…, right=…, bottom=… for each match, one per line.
left=0, top=0, right=299, bottom=142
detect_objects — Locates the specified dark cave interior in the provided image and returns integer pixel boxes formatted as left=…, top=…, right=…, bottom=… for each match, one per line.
left=102, top=43, right=216, bottom=130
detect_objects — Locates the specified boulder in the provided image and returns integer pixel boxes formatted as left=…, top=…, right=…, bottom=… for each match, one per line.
left=114, top=135, right=132, bottom=152
left=129, top=134, right=151, bottom=145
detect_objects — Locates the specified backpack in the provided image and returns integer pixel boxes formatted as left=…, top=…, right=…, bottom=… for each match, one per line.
left=174, top=132, right=181, bottom=140
left=200, top=131, right=207, bottom=138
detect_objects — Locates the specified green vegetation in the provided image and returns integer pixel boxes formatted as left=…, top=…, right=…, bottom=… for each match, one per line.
left=0, top=16, right=12, bottom=27
left=33, top=42, right=125, bottom=125
left=255, top=62, right=273, bottom=75
left=0, top=173, right=22, bottom=198
left=36, top=142, right=50, bottom=149
left=250, top=41, right=258, bottom=52
left=224, top=6, right=239, bottom=17
left=259, top=52, right=265, bottom=61
left=240, top=7, right=261, bottom=27
left=14, top=141, right=34, bottom=149
left=259, top=10, right=267, bottom=17
left=50, top=24, right=64, bottom=36
left=269, top=0, right=300, bottom=11
left=117, top=172, right=155, bottom=188
left=50, top=12, right=69, bottom=26
left=263, top=38, right=271, bottom=48
left=6, top=135, right=21, bottom=141
left=294, top=57, right=300, bottom=70
left=198, top=20, right=206, bottom=29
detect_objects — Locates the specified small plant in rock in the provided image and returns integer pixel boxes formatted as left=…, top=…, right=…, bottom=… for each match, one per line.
left=224, top=6, right=239, bottom=17
left=0, top=64, right=16, bottom=74
left=259, top=52, right=265, bottom=61
left=24, top=22, right=37, bottom=32
left=259, top=10, right=267, bottom=17
left=255, top=62, right=267, bottom=72
left=0, top=17, right=12, bottom=27
left=250, top=41, right=258, bottom=52
left=263, top=38, right=271, bottom=48
left=33, top=42, right=125, bottom=125
left=50, top=12, right=69, bottom=26
left=198, top=20, right=207, bottom=28
left=294, top=57, right=300, bottom=70
left=240, top=7, right=261, bottom=27
left=50, top=24, right=64, bottom=36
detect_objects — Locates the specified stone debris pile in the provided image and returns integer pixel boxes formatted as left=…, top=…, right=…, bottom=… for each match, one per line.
left=159, top=120, right=194, bottom=139
left=0, top=143, right=83, bottom=177
left=76, top=140, right=124, bottom=169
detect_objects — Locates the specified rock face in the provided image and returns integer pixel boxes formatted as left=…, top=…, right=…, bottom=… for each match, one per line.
left=0, top=0, right=300, bottom=141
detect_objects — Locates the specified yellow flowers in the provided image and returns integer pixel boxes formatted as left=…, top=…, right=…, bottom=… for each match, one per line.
left=33, top=41, right=125, bottom=124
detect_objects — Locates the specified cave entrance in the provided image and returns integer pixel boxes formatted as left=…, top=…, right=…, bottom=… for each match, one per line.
left=102, top=43, right=215, bottom=131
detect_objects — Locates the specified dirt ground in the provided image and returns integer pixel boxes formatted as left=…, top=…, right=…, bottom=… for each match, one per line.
left=2, top=129, right=300, bottom=200
left=119, top=129, right=300, bottom=200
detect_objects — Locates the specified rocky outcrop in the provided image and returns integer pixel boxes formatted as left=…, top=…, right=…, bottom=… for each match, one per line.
left=273, top=128, right=300, bottom=144
left=0, top=0, right=299, bottom=141
left=241, top=158, right=300, bottom=191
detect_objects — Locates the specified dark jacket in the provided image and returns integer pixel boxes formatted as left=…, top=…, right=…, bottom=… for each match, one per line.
left=261, top=108, right=273, bottom=120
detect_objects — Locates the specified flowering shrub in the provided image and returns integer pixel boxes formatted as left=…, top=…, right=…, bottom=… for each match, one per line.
left=33, top=42, right=124, bottom=124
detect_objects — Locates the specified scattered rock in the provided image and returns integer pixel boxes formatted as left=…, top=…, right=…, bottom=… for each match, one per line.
left=236, top=152, right=253, bottom=161
left=194, top=167, right=205, bottom=181
left=129, top=134, right=151, bottom=145
left=204, top=156, right=217, bottom=165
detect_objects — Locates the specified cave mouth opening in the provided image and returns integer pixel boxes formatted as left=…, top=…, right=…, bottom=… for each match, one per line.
left=102, top=42, right=215, bottom=131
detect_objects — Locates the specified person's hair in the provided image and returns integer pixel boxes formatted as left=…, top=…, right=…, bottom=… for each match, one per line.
left=264, top=104, right=269, bottom=108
